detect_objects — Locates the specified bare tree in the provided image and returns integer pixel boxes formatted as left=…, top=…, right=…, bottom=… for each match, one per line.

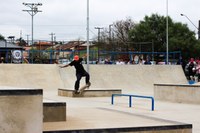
left=112, top=17, right=136, bottom=51
left=97, top=17, right=136, bottom=52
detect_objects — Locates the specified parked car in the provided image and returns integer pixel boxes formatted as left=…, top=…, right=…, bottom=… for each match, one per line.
left=58, top=59, right=70, bottom=64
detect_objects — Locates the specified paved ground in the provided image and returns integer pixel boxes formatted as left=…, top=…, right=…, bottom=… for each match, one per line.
left=43, top=94, right=199, bottom=132
left=0, top=64, right=199, bottom=132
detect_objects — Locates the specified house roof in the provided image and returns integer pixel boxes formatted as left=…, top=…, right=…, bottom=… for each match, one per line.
left=55, top=41, right=95, bottom=50
left=0, top=41, right=23, bottom=49
left=35, top=41, right=52, bottom=46
left=55, top=41, right=85, bottom=50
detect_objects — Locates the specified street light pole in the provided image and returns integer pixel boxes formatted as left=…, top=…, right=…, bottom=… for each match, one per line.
left=166, top=0, right=169, bottom=64
left=180, top=14, right=200, bottom=40
left=86, top=0, right=90, bottom=72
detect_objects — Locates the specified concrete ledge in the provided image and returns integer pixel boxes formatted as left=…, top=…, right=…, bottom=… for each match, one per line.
left=154, top=83, right=200, bottom=104
left=58, top=88, right=122, bottom=97
left=43, top=124, right=192, bottom=133
left=43, top=102, right=66, bottom=122
left=0, top=88, right=43, bottom=133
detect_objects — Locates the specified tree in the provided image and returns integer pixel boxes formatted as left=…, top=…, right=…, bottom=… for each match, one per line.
left=16, top=37, right=27, bottom=46
left=98, top=17, right=136, bottom=52
left=113, top=17, right=136, bottom=51
left=0, top=34, right=5, bottom=41
left=129, top=14, right=198, bottom=59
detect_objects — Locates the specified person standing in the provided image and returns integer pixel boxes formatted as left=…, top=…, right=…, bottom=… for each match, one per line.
left=195, top=61, right=200, bottom=82
left=187, top=58, right=196, bottom=81
left=60, top=55, right=91, bottom=94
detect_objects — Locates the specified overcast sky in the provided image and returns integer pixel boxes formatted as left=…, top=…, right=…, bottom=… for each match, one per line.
left=0, top=0, right=200, bottom=42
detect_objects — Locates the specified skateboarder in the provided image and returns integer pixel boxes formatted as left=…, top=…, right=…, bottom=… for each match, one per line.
left=60, top=55, right=91, bottom=94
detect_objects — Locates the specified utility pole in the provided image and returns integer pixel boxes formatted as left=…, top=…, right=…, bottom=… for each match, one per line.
left=95, top=27, right=103, bottom=61
left=26, top=34, right=29, bottom=46
left=22, top=3, right=42, bottom=46
left=23, top=2, right=42, bottom=63
left=109, top=24, right=113, bottom=42
left=109, top=24, right=114, bottom=60
left=95, top=27, right=103, bottom=42
left=49, top=33, right=55, bottom=64
left=49, top=32, right=55, bottom=49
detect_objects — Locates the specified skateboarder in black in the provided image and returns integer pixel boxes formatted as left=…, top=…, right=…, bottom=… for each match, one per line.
left=60, top=55, right=91, bottom=94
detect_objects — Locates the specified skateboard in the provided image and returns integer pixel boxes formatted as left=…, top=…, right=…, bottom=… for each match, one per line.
left=73, top=83, right=91, bottom=96
left=78, top=83, right=90, bottom=94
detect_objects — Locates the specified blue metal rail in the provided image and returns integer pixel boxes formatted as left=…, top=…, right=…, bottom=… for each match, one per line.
left=111, top=94, right=154, bottom=111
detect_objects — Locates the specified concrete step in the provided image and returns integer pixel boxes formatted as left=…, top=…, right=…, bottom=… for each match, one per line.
left=154, top=83, right=200, bottom=104
left=43, top=100, right=66, bottom=122
left=58, top=88, right=122, bottom=97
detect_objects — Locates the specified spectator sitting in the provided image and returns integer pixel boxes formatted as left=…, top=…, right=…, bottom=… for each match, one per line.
left=144, top=59, right=151, bottom=65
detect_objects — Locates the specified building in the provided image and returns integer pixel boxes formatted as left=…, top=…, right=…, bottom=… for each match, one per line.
left=0, top=41, right=24, bottom=63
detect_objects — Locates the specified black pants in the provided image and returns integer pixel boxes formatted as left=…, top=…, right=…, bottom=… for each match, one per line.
left=188, top=70, right=195, bottom=80
left=75, top=71, right=90, bottom=90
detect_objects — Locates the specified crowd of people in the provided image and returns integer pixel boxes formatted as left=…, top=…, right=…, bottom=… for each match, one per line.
left=184, top=58, right=200, bottom=82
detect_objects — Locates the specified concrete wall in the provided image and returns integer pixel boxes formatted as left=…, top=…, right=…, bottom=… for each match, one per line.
left=60, top=65, right=187, bottom=95
left=0, top=64, right=64, bottom=96
left=154, top=84, right=200, bottom=104
left=0, top=87, right=43, bottom=133
left=0, top=64, right=187, bottom=96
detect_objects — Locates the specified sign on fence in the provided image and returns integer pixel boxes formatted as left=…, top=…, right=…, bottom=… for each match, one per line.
left=12, top=50, right=22, bottom=63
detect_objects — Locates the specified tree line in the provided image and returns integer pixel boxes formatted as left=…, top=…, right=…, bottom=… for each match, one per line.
left=1, top=13, right=200, bottom=60
left=94, top=14, right=200, bottom=60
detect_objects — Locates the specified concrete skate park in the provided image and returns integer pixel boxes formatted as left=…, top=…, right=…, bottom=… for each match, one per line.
left=0, top=64, right=200, bottom=133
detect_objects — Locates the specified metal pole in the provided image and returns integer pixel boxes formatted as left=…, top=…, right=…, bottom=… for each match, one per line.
left=95, top=27, right=103, bottom=62
left=198, top=20, right=200, bottom=40
left=31, top=14, right=33, bottom=47
left=166, top=0, right=169, bottom=64
left=181, top=14, right=200, bottom=40
left=31, top=14, right=34, bottom=63
left=22, top=2, right=42, bottom=63
left=152, top=40, right=154, bottom=63
left=86, top=0, right=90, bottom=72
left=26, top=34, right=29, bottom=45
left=181, top=14, right=198, bottom=30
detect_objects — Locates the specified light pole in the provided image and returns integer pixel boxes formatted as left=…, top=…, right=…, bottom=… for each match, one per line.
left=86, top=0, right=89, bottom=72
left=166, top=0, right=169, bottom=64
left=180, top=14, right=200, bottom=40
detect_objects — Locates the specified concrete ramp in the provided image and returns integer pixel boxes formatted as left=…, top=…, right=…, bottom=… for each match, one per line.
left=91, top=65, right=187, bottom=94
left=0, top=64, right=64, bottom=95
left=0, top=64, right=187, bottom=96
left=0, top=64, right=194, bottom=132
left=60, top=65, right=187, bottom=95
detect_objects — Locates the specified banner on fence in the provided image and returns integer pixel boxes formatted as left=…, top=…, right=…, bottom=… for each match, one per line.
left=12, top=50, right=22, bottom=63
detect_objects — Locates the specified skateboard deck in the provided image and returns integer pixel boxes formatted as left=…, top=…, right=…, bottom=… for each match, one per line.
left=78, top=84, right=90, bottom=94
left=72, top=83, right=91, bottom=96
